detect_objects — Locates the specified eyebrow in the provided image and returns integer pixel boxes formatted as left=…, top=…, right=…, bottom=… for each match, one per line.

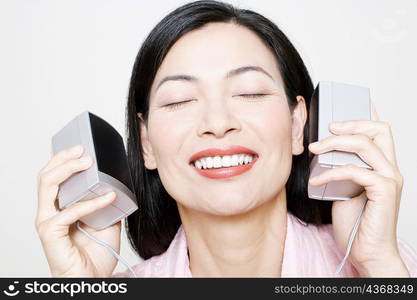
left=155, top=65, right=275, bottom=92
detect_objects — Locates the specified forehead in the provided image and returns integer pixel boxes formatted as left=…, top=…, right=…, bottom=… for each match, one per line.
left=150, top=22, right=282, bottom=93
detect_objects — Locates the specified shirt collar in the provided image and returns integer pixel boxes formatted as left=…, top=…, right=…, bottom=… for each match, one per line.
left=162, top=211, right=307, bottom=277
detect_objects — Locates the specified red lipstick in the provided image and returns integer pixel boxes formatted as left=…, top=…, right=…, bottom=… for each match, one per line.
left=189, top=145, right=258, bottom=179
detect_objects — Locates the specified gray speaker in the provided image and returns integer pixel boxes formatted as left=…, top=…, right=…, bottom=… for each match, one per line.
left=308, top=81, right=372, bottom=201
left=52, top=111, right=138, bottom=230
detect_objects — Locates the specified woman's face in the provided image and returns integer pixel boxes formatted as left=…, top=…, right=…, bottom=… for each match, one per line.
left=140, top=22, right=306, bottom=216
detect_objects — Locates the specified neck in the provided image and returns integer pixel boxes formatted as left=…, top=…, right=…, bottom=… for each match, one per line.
left=177, top=189, right=288, bottom=277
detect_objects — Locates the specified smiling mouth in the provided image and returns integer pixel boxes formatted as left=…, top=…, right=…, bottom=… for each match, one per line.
left=189, top=154, right=259, bottom=179
left=190, top=153, right=258, bottom=170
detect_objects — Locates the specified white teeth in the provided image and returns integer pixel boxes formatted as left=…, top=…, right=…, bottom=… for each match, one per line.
left=231, top=154, right=238, bottom=166
left=213, top=156, right=222, bottom=168
left=222, top=155, right=231, bottom=167
left=238, top=154, right=244, bottom=165
left=244, top=155, right=249, bottom=164
left=195, top=160, right=202, bottom=169
left=193, top=154, right=256, bottom=169
left=201, top=158, right=207, bottom=169
left=206, top=157, right=213, bottom=168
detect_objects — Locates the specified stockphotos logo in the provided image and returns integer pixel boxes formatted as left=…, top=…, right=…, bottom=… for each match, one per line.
left=3, top=281, right=20, bottom=297
left=2, top=280, right=127, bottom=297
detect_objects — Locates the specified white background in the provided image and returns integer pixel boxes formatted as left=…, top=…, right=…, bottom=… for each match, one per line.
left=1, top=0, right=416, bottom=276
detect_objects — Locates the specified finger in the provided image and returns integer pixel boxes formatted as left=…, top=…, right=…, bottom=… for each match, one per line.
left=39, top=145, right=85, bottom=176
left=46, top=192, right=116, bottom=233
left=37, top=156, right=94, bottom=223
left=309, top=134, right=397, bottom=177
left=328, top=120, right=398, bottom=167
left=309, top=164, right=397, bottom=203
left=370, top=101, right=398, bottom=167
left=371, top=100, right=380, bottom=121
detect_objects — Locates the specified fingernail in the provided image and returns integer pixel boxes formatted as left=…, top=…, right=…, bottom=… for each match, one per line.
left=330, top=122, right=342, bottom=128
left=309, top=176, right=318, bottom=184
left=78, top=156, right=92, bottom=164
left=309, top=142, right=319, bottom=149
left=98, top=192, right=115, bottom=203
left=71, top=145, right=83, bottom=154
left=104, top=191, right=115, bottom=199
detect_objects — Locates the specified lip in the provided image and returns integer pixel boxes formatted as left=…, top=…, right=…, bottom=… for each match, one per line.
left=189, top=145, right=259, bottom=179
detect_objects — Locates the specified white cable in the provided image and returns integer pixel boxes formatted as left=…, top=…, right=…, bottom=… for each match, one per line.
left=334, top=197, right=368, bottom=276
left=76, top=221, right=137, bottom=278
left=76, top=199, right=366, bottom=278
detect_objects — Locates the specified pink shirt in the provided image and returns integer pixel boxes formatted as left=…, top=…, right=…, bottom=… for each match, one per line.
left=112, top=212, right=417, bottom=277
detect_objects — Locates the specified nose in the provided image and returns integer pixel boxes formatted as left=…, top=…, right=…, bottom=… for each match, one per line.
left=197, top=96, right=241, bottom=138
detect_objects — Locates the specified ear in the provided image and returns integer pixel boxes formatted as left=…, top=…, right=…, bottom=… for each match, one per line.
left=137, top=113, right=157, bottom=170
left=291, top=96, right=307, bottom=155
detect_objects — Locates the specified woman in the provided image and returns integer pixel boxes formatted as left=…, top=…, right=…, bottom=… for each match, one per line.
left=36, top=0, right=417, bottom=277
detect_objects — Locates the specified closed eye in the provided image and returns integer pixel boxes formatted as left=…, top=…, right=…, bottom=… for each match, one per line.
left=163, top=99, right=194, bottom=110
left=236, top=93, right=269, bottom=99
left=164, top=94, right=268, bottom=110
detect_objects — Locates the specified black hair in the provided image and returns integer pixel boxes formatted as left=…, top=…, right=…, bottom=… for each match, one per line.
left=125, top=0, right=332, bottom=260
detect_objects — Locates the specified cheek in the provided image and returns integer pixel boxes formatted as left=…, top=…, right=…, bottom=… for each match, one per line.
left=147, top=115, right=196, bottom=209
left=248, top=100, right=294, bottom=189
left=245, top=99, right=292, bottom=145
left=147, top=113, right=192, bottom=170
left=146, top=98, right=294, bottom=215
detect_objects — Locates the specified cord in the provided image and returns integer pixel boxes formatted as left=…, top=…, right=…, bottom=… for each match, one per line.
left=334, top=197, right=368, bottom=276
left=76, top=198, right=367, bottom=278
left=76, top=221, right=137, bottom=278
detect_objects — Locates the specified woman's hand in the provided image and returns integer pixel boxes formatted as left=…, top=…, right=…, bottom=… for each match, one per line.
left=308, top=102, right=410, bottom=277
left=35, top=145, right=121, bottom=277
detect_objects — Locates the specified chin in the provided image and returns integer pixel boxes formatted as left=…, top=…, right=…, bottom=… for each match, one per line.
left=201, top=193, right=262, bottom=216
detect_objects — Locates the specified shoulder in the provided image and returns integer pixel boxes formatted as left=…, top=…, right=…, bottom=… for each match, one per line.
left=311, top=218, right=417, bottom=277
left=286, top=213, right=360, bottom=277
left=112, top=254, right=166, bottom=278
left=287, top=213, right=417, bottom=277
